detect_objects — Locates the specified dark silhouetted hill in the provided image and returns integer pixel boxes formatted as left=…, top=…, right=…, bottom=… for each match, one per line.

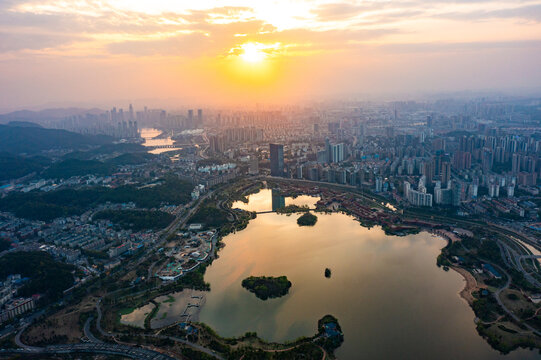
left=6, top=121, right=42, bottom=128
left=41, top=159, right=116, bottom=179
left=107, top=152, right=156, bottom=165
left=0, top=152, right=51, bottom=181
left=62, top=143, right=147, bottom=160
left=0, top=124, right=111, bottom=154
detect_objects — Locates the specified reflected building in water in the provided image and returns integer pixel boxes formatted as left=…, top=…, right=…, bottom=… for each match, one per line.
left=271, top=189, right=285, bottom=211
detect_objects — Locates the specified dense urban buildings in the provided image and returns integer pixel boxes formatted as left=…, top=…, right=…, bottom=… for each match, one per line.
left=1, top=95, right=541, bottom=360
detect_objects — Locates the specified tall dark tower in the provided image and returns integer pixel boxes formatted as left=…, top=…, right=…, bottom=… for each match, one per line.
left=270, top=143, right=284, bottom=177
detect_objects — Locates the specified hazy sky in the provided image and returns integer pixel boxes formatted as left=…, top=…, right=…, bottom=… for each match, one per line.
left=1, top=0, right=541, bottom=110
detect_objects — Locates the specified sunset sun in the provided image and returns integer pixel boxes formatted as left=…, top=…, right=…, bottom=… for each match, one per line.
left=240, top=43, right=267, bottom=63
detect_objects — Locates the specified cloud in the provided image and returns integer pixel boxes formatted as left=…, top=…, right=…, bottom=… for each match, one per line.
left=0, top=32, right=87, bottom=52
left=2, top=0, right=540, bottom=57
left=107, top=32, right=211, bottom=57
left=106, top=19, right=272, bottom=57
left=437, top=3, right=541, bottom=22
left=0, top=0, right=540, bottom=109
left=311, top=2, right=382, bottom=21
left=380, top=39, right=541, bottom=53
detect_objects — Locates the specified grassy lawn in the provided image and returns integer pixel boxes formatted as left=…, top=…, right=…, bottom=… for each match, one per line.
left=118, top=307, right=136, bottom=316
left=163, top=295, right=175, bottom=303
left=501, top=289, right=538, bottom=320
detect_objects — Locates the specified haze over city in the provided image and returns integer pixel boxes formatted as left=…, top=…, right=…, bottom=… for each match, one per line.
left=1, top=0, right=541, bottom=110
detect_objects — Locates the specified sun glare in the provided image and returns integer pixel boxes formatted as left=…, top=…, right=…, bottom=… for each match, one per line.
left=240, top=43, right=267, bottom=63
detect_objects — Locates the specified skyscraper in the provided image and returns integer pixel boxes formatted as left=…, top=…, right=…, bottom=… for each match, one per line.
left=375, top=176, right=383, bottom=192
left=325, top=137, right=331, bottom=163
left=270, top=143, right=284, bottom=177
left=331, top=143, right=344, bottom=163
left=441, top=161, right=451, bottom=188
left=512, top=153, right=521, bottom=174
left=197, top=109, right=203, bottom=127
left=188, top=109, right=194, bottom=128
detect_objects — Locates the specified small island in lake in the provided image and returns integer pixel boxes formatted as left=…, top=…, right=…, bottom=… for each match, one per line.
left=316, top=314, right=344, bottom=353
left=325, top=268, right=331, bottom=278
left=297, top=212, right=317, bottom=226
left=241, top=276, right=292, bottom=300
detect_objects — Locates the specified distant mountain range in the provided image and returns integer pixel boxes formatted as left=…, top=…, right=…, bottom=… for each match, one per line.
left=6, top=121, right=43, bottom=128
left=0, top=107, right=105, bottom=124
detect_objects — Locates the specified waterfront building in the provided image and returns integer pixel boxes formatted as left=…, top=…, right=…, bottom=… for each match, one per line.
left=408, top=188, right=433, bottom=207
left=270, top=143, right=285, bottom=177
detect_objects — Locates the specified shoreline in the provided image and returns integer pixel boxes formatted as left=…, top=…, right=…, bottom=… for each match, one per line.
left=450, top=265, right=480, bottom=306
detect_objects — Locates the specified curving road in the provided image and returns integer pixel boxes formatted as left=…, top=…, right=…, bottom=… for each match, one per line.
left=493, top=265, right=541, bottom=336
left=84, top=316, right=103, bottom=344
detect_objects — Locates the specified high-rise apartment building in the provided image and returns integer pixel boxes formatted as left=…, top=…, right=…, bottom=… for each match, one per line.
left=270, top=143, right=284, bottom=177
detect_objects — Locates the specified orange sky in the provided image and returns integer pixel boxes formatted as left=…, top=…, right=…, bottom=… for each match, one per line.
left=0, top=0, right=540, bottom=110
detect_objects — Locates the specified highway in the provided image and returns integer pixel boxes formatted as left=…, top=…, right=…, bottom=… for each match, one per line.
left=1, top=342, right=176, bottom=359
left=10, top=312, right=176, bottom=360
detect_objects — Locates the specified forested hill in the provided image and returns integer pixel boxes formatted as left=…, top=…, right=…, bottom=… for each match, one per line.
left=0, top=152, right=51, bottom=181
left=0, top=123, right=111, bottom=154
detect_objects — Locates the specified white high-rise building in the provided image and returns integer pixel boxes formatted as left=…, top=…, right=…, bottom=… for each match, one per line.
left=331, top=143, right=344, bottom=163
left=375, top=176, right=383, bottom=192
left=403, top=181, right=411, bottom=199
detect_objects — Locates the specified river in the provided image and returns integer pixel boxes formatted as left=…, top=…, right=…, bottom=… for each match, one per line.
left=198, top=189, right=539, bottom=359
left=140, top=128, right=181, bottom=154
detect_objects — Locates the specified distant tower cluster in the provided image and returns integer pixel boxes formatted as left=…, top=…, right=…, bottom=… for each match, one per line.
left=112, top=104, right=139, bottom=139
left=186, top=108, right=203, bottom=129
left=320, top=138, right=344, bottom=164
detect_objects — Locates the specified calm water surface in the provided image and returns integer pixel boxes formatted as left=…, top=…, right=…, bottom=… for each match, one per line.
left=198, top=190, right=540, bottom=359
left=140, top=128, right=181, bottom=154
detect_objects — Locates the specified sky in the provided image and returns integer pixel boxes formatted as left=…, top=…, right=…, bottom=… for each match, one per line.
left=1, top=0, right=541, bottom=111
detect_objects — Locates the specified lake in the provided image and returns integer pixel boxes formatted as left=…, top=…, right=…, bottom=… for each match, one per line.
left=198, top=189, right=539, bottom=359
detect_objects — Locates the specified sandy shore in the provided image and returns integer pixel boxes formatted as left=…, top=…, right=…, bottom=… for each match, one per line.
left=451, top=266, right=481, bottom=305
